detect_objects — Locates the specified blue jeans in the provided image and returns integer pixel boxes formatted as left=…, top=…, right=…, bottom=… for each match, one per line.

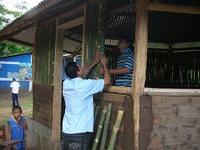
left=12, top=93, right=19, bottom=107
left=61, top=132, right=88, bottom=150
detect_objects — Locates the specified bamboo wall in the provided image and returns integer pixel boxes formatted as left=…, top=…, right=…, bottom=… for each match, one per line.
left=105, top=46, right=200, bottom=88
left=34, top=19, right=56, bottom=85
left=146, top=49, right=200, bottom=88
left=33, top=19, right=57, bottom=128
left=83, top=0, right=106, bottom=79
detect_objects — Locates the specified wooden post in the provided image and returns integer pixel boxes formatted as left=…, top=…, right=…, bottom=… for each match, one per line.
left=82, top=2, right=86, bottom=69
left=132, top=0, right=148, bottom=150
left=52, top=18, right=64, bottom=142
left=32, top=24, right=38, bottom=83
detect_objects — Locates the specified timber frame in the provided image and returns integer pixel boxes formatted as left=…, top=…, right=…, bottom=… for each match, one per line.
left=0, top=0, right=200, bottom=149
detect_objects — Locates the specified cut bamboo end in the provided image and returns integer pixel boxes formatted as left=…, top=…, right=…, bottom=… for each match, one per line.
left=118, top=110, right=124, bottom=116
left=112, top=127, right=120, bottom=131
left=98, top=125, right=103, bottom=128
left=94, top=138, right=99, bottom=143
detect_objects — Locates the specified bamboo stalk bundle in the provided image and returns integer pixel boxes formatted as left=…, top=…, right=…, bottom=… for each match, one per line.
left=100, top=103, right=112, bottom=150
left=107, top=111, right=124, bottom=150
left=94, top=105, right=100, bottom=122
left=92, top=106, right=107, bottom=150
left=95, top=0, right=106, bottom=79
left=83, top=0, right=106, bottom=79
left=88, top=104, right=100, bottom=146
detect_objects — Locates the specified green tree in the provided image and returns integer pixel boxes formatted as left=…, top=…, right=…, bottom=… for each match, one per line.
left=0, top=1, right=31, bottom=57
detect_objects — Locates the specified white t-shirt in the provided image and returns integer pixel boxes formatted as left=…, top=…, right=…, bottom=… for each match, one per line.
left=10, top=81, right=20, bottom=94
left=62, top=77, right=104, bottom=134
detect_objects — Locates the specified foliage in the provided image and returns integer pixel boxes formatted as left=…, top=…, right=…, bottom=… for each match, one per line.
left=0, top=4, right=22, bottom=29
left=0, top=1, right=31, bottom=57
left=0, top=42, right=31, bottom=57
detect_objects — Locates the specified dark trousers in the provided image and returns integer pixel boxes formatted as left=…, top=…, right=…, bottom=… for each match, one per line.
left=12, top=93, right=19, bottom=107
left=61, top=132, right=88, bottom=150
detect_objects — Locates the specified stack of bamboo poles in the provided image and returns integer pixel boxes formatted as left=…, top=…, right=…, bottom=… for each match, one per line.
left=90, top=103, right=124, bottom=150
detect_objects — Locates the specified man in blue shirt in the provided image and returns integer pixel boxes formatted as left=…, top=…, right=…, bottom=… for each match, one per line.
left=61, top=51, right=110, bottom=150
left=99, top=36, right=134, bottom=87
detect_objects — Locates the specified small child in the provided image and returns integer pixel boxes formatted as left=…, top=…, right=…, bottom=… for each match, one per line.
left=8, top=105, right=28, bottom=150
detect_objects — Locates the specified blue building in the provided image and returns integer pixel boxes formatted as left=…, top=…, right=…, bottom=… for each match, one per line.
left=0, top=53, right=32, bottom=94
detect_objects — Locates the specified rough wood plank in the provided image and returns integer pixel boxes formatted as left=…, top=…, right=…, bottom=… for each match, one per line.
left=0, top=0, right=61, bottom=36
left=57, top=16, right=84, bottom=29
left=58, top=4, right=84, bottom=19
left=144, top=88, right=200, bottom=96
left=103, top=86, right=131, bottom=94
left=81, top=3, right=86, bottom=69
left=0, top=23, right=36, bottom=42
left=32, top=27, right=38, bottom=83
left=132, top=0, right=148, bottom=150
left=103, top=86, right=200, bottom=96
left=148, top=3, right=200, bottom=15
left=33, top=84, right=53, bottom=129
left=52, top=19, right=64, bottom=142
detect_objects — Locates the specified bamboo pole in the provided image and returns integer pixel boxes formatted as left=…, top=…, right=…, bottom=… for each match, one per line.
left=94, top=105, right=100, bottom=122
left=83, top=0, right=106, bottom=79
left=100, top=103, right=112, bottom=150
left=92, top=106, right=107, bottom=150
left=107, top=111, right=124, bottom=150
left=88, top=104, right=100, bottom=146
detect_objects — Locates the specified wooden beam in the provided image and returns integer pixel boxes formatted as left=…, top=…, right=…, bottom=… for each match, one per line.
left=58, top=4, right=84, bottom=19
left=52, top=18, right=64, bottom=142
left=108, top=1, right=136, bottom=16
left=82, top=3, right=86, bottom=69
left=64, top=35, right=82, bottom=43
left=0, top=0, right=61, bottom=36
left=57, top=16, right=84, bottom=30
left=132, top=0, right=148, bottom=150
left=6, top=38, right=33, bottom=47
left=144, top=88, right=200, bottom=96
left=32, top=26, right=37, bottom=84
left=103, top=86, right=131, bottom=94
left=103, top=87, right=200, bottom=96
left=148, top=3, right=200, bottom=15
left=0, top=22, right=37, bottom=42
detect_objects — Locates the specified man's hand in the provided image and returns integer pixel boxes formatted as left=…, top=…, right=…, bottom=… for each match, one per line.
left=100, top=55, right=108, bottom=66
left=99, top=56, right=108, bottom=75
left=100, top=55, right=110, bottom=85
left=99, top=68, right=104, bottom=75
left=93, top=50, right=100, bottom=65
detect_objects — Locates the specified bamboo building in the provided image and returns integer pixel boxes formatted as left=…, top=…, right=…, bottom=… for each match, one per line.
left=0, top=0, right=200, bottom=149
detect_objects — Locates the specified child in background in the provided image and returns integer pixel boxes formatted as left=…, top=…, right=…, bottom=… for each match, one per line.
left=8, top=105, right=28, bottom=150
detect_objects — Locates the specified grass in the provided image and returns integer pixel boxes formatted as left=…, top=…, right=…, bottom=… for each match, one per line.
left=0, top=92, right=33, bottom=127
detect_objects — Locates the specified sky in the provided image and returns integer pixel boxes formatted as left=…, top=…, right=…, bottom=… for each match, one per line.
left=0, top=0, right=43, bottom=13
left=0, top=0, right=43, bottom=23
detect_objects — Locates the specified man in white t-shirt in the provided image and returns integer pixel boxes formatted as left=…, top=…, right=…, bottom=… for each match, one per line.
left=61, top=51, right=110, bottom=150
left=10, top=78, right=20, bottom=107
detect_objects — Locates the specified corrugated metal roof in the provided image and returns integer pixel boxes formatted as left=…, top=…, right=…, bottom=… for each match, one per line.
left=0, top=0, right=200, bottom=54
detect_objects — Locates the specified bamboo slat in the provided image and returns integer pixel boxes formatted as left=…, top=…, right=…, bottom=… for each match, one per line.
left=92, top=106, right=107, bottom=150
left=100, top=103, right=112, bottom=150
left=107, top=110, right=124, bottom=150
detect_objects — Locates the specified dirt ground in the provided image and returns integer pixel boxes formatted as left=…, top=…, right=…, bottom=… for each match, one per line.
left=0, top=92, right=33, bottom=127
